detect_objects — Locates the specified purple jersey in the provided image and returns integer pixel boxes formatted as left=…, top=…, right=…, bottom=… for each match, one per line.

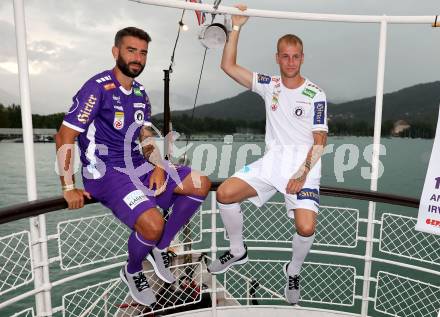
left=63, top=70, right=152, bottom=179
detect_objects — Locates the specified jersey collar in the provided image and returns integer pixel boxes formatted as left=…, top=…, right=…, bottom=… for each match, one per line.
left=109, top=69, right=133, bottom=96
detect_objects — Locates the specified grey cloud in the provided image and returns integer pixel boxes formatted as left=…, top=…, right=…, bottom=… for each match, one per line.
left=0, top=20, right=17, bottom=60
left=2, top=0, right=440, bottom=115
left=28, top=40, right=63, bottom=61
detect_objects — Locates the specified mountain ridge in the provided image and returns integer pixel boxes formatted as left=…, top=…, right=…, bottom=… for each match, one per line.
left=154, top=81, right=440, bottom=124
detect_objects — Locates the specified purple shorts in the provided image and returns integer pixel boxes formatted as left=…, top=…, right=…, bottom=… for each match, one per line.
left=83, top=163, right=192, bottom=229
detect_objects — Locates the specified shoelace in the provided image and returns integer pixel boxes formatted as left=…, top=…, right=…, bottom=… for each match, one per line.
left=219, top=251, right=234, bottom=264
left=160, top=252, right=170, bottom=268
left=288, top=275, right=300, bottom=290
left=133, top=272, right=150, bottom=291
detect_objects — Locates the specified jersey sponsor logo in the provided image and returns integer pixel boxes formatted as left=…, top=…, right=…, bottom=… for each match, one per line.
left=314, top=101, right=326, bottom=125
left=294, top=105, right=305, bottom=118
left=77, top=94, right=97, bottom=124
left=104, top=82, right=116, bottom=91
left=95, top=75, right=112, bottom=84
left=112, top=94, right=121, bottom=104
left=134, top=109, right=144, bottom=125
left=113, top=111, right=124, bottom=130
left=123, top=189, right=148, bottom=210
left=134, top=87, right=142, bottom=96
left=133, top=103, right=146, bottom=109
left=302, top=88, right=317, bottom=99
left=257, top=73, right=271, bottom=84
left=297, top=188, right=319, bottom=204
left=113, top=105, right=123, bottom=111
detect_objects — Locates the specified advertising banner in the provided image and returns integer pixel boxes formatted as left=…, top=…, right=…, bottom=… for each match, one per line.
left=416, top=106, right=440, bottom=235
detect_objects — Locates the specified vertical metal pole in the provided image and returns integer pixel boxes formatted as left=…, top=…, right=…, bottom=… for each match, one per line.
left=211, top=192, right=217, bottom=317
left=12, top=1, right=52, bottom=315
left=246, top=281, right=250, bottom=306
left=163, top=69, right=171, bottom=158
left=361, top=19, right=387, bottom=317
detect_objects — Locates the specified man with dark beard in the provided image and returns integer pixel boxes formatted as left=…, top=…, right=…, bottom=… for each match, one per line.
left=55, top=27, right=211, bottom=307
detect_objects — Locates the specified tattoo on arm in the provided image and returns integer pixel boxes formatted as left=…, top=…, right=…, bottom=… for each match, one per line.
left=139, top=126, right=163, bottom=167
left=294, top=131, right=327, bottom=180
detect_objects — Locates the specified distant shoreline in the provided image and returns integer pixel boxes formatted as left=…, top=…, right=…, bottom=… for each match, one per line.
left=0, top=134, right=434, bottom=144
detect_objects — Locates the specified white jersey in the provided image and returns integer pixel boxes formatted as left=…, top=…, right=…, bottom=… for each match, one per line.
left=252, top=72, right=328, bottom=148
left=251, top=72, right=328, bottom=179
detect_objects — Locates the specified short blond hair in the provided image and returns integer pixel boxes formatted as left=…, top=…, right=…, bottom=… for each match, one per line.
left=277, top=34, right=303, bottom=53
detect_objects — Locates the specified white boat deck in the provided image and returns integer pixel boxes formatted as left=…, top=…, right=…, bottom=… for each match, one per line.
left=169, top=306, right=360, bottom=317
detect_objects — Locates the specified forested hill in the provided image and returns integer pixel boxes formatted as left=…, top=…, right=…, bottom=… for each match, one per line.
left=154, top=81, right=440, bottom=125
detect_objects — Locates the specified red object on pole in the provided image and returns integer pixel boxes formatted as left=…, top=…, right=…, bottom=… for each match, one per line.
left=189, top=0, right=206, bottom=25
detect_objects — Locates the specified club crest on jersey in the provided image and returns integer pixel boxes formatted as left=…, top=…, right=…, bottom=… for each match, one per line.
left=134, top=110, right=144, bottom=125
left=271, top=95, right=279, bottom=111
left=257, top=73, right=271, bottom=84
left=294, top=105, right=305, bottom=118
left=113, top=111, right=124, bottom=130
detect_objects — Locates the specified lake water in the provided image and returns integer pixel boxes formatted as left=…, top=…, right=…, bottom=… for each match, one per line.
left=0, top=136, right=433, bottom=209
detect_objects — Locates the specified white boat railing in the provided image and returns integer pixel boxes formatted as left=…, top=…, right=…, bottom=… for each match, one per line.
left=1, top=192, right=439, bottom=317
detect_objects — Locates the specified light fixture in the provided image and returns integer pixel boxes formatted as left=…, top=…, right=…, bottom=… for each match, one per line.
left=198, top=14, right=231, bottom=49
left=199, top=23, right=228, bottom=49
left=179, top=20, right=189, bottom=31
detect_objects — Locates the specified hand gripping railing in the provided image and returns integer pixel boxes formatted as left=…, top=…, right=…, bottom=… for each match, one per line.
left=0, top=183, right=420, bottom=225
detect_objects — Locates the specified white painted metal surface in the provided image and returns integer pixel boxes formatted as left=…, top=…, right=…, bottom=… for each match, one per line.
left=12, top=1, right=52, bottom=316
left=130, top=0, right=435, bottom=24
left=166, top=305, right=361, bottom=317
left=361, top=20, right=388, bottom=317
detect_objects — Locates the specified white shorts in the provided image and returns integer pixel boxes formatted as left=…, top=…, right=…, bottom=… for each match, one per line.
left=232, top=154, right=320, bottom=218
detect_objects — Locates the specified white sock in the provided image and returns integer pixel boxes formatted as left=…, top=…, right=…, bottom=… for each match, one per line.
left=218, top=201, right=245, bottom=257
left=288, top=233, right=315, bottom=276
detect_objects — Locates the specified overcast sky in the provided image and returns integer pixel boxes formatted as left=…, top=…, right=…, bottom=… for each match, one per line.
left=0, top=0, right=439, bottom=115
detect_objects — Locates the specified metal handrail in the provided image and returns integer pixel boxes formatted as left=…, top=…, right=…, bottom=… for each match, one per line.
left=0, top=183, right=419, bottom=225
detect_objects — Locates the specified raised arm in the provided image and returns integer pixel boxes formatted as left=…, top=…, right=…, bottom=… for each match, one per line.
left=221, top=4, right=253, bottom=89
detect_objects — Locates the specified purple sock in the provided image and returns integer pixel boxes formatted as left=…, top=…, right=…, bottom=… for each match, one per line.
left=127, top=231, right=157, bottom=274
left=156, top=194, right=205, bottom=249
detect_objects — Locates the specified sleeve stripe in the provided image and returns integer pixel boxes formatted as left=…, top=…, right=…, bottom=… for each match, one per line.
left=312, top=127, right=328, bottom=132
left=62, top=120, right=85, bottom=133
left=143, top=122, right=152, bottom=127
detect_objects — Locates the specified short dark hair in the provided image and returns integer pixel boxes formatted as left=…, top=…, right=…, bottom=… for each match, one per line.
left=114, top=27, right=151, bottom=47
